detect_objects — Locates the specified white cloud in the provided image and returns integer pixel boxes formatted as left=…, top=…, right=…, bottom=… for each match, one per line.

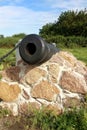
left=0, top=6, right=58, bottom=36
left=46, top=0, right=87, bottom=10
left=0, top=0, right=86, bottom=36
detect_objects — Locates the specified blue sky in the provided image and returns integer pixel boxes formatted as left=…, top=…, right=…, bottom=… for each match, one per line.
left=0, top=0, right=87, bottom=36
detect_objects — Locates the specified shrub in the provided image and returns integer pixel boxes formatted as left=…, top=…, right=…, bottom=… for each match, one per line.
left=0, top=37, right=20, bottom=48
left=43, top=35, right=87, bottom=48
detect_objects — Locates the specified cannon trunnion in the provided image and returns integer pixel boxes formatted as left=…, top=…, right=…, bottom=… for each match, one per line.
left=19, top=34, right=58, bottom=64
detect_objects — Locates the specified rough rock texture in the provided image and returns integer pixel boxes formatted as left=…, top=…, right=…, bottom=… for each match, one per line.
left=2, top=66, right=20, bottom=81
left=59, top=71, right=87, bottom=94
left=0, top=51, right=87, bottom=115
left=25, top=68, right=47, bottom=85
left=0, top=81, right=21, bottom=102
left=31, top=80, right=60, bottom=101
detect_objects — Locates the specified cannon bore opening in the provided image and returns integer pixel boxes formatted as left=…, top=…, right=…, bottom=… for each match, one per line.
left=26, top=43, right=36, bottom=55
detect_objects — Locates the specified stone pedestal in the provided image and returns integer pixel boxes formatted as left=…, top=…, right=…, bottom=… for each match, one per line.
left=0, top=50, right=87, bottom=116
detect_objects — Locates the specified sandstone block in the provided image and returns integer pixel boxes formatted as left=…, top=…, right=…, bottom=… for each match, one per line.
left=25, top=68, right=47, bottom=85
left=0, top=81, right=21, bottom=102
left=59, top=51, right=77, bottom=67
left=31, top=80, right=60, bottom=101
left=2, top=66, right=20, bottom=81
left=75, top=61, right=87, bottom=75
left=63, top=97, right=81, bottom=108
left=49, top=53, right=64, bottom=65
left=48, top=64, right=60, bottom=83
left=59, top=71, right=87, bottom=94
left=84, top=74, right=87, bottom=85
left=0, top=50, right=87, bottom=116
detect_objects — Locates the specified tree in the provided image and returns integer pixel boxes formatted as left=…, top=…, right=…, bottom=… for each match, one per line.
left=39, top=9, right=87, bottom=37
left=12, top=33, right=26, bottom=39
left=39, top=23, right=56, bottom=37
left=0, top=35, right=4, bottom=38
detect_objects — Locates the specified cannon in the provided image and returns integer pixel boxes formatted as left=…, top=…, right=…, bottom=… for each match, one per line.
left=19, top=34, right=59, bottom=64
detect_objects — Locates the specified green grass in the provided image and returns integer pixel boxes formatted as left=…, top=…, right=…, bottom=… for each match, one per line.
left=0, top=48, right=15, bottom=62
left=0, top=48, right=16, bottom=70
left=0, top=103, right=87, bottom=130
left=0, top=47, right=87, bottom=70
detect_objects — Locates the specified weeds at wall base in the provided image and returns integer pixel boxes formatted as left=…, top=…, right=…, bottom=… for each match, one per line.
left=0, top=103, right=87, bottom=130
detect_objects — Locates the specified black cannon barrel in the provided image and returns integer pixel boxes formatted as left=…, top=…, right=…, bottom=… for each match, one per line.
left=19, top=34, right=58, bottom=64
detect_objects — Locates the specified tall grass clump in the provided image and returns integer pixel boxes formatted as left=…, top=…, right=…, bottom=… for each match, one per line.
left=28, top=106, right=87, bottom=130
left=13, top=103, right=87, bottom=130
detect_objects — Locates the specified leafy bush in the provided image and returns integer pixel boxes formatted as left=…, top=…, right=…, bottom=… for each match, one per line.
left=43, top=35, right=87, bottom=48
left=29, top=106, right=87, bottom=130
left=12, top=33, right=26, bottom=39
left=39, top=9, right=87, bottom=37
left=0, top=37, right=20, bottom=48
left=0, top=33, right=87, bottom=49
left=0, top=33, right=26, bottom=48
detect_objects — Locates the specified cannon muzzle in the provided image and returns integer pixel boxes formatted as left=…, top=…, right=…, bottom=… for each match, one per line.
left=19, top=34, right=58, bottom=64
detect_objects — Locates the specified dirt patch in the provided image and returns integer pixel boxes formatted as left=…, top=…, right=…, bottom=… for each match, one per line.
left=0, top=116, right=24, bottom=130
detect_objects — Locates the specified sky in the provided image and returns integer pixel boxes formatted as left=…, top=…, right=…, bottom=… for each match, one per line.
left=0, top=0, right=87, bottom=36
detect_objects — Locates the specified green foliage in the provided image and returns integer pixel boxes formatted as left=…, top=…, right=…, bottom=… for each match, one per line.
left=39, top=23, right=56, bottom=37
left=0, top=107, right=11, bottom=118
left=39, top=9, right=87, bottom=48
left=39, top=9, right=87, bottom=37
left=0, top=64, right=4, bottom=71
left=0, top=35, right=4, bottom=38
left=0, top=74, right=2, bottom=80
left=0, top=48, right=16, bottom=70
left=2, top=105, right=87, bottom=130
left=12, top=33, right=26, bottom=39
left=0, top=33, right=26, bottom=48
left=43, top=35, right=87, bottom=48
left=56, top=9, right=87, bottom=37
left=84, top=94, right=87, bottom=102
left=32, top=107, right=87, bottom=130
left=0, top=37, right=19, bottom=48
left=0, top=47, right=87, bottom=71
left=21, top=102, right=87, bottom=130
left=0, top=99, right=87, bottom=130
